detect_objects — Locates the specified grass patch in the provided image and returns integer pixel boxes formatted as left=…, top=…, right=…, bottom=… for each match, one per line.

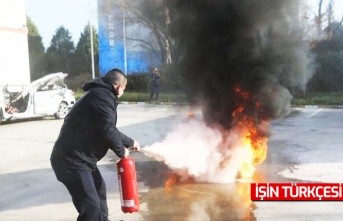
left=120, top=92, right=186, bottom=103
left=76, top=90, right=343, bottom=106
left=74, top=90, right=85, bottom=100
left=292, top=92, right=343, bottom=106
left=74, top=90, right=187, bottom=103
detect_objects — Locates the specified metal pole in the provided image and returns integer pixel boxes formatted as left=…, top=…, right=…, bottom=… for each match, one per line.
left=123, top=0, right=127, bottom=74
left=89, top=0, right=95, bottom=79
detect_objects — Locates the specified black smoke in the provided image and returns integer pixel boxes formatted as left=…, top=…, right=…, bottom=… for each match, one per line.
left=170, top=0, right=314, bottom=129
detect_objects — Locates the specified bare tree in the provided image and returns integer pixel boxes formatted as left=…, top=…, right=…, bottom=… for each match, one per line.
left=312, top=0, right=343, bottom=36
left=315, top=0, right=325, bottom=35
left=122, top=0, right=177, bottom=64
left=328, top=0, right=343, bottom=34
left=97, top=0, right=178, bottom=67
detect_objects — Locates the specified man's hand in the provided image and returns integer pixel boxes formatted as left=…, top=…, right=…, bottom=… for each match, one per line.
left=123, top=147, right=129, bottom=158
left=130, top=140, right=141, bottom=152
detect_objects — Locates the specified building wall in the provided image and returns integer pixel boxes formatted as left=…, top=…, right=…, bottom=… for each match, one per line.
left=0, top=0, right=30, bottom=86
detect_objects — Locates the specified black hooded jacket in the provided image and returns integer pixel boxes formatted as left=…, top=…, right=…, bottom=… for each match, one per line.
left=50, top=77, right=134, bottom=171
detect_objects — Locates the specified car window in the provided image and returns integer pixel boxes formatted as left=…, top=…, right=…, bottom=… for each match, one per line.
left=37, top=84, right=59, bottom=91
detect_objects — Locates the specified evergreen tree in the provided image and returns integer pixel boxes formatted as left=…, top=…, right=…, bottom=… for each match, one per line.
left=46, top=26, right=75, bottom=74
left=27, top=16, right=45, bottom=80
left=309, top=22, right=343, bottom=92
left=73, top=23, right=99, bottom=77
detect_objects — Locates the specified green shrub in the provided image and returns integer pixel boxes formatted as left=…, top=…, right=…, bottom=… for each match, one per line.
left=292, top=92, right=343, bottom=105
left=69, top=68, right=188, bottom=103
left=119, top=92, right=186, bottom=102
left=126, top=73, right=150, bottom=92
left=160, top=64, right=185, bottom=92
left=74, top=90, right=85, bottom=100
left=125, top=65, right=185, bottom=94
left=65, top=74, right=93, bottom=91
left=74, top=90, right=186, bottom=103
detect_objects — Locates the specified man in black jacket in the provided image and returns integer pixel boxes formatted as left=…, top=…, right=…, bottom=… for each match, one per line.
left=149, top=67, right=160, bottom=102
left=51, top=68, right=141, bottom=221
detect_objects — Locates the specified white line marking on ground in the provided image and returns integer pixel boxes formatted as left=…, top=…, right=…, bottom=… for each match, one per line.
left=306, top=109, right=322, bottom=118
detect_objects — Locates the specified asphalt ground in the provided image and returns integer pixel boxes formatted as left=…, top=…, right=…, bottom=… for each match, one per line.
left=0, top=104, right=191, bottom=221
left=0, top=105, right=343, bottom=221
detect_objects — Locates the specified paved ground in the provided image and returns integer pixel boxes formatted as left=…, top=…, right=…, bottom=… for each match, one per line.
left=0, top=104, right=191, bottom=221
left=254, top=107, right=343, bottom=221
left=0, top=105, right=342, bottom=220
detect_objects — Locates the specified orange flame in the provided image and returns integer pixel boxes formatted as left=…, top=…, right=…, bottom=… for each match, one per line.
left=164, top=174, right=178, bottom=193
left=185, top=112, right=195, bottom=118
left=233, top=87, right=269, bottom=178
left=232, top=105, right=244, bottom=117
left=232, top=87, right=268, bottom=220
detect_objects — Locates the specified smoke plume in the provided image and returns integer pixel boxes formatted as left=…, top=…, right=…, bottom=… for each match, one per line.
left=143, top=0, right=315, bottom=182
left=171, top=0, right=314, bottom=128
left=143, top=117, right=260, bottom=183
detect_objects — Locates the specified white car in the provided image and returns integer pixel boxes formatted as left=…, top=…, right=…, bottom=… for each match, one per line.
left=0, top=72, right=75, bottom=124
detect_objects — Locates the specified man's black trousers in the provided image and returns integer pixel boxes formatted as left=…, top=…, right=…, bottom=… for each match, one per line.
left=53, top=167, right=109, bottom=221
left=150, top=85, right=160, bottom=101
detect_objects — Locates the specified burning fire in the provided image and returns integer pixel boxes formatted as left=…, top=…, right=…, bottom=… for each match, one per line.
left=165, top=173, right=178, bottom=193
left=232, top=87, right=268, bottom=219
left=185, top=112, right=195, bottom=118
left=158, top=89, right=270, bottom=219
left=233, top=87, right=269, bottom=178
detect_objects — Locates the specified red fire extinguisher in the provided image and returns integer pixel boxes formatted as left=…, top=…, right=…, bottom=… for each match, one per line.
left=117, top=157, right=140, bottom=213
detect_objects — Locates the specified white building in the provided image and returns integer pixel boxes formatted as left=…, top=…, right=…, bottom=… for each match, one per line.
left=0, top=0, right=30, bottom=87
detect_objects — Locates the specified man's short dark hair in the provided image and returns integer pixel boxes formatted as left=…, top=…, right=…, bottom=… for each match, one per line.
left=104, top=68, right=127, bottom=86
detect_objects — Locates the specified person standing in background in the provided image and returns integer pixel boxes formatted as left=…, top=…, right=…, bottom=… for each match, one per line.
left=150, top=67, right=161, bottom=102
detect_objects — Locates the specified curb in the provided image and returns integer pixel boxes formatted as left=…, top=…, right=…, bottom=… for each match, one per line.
left=118, top=102, right=343, bottom=109
left=118, top=103, right=343, bottom=108
left=291, top=105, right=343, bottom=109
left=118, top=101, right=183, bottom=105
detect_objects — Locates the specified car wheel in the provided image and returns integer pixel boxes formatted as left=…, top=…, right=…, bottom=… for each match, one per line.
left=54, top=102, right=68, bottom=119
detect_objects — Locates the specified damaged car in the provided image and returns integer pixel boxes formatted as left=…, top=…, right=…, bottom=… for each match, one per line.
left=0, top=72, right=75, bottom=124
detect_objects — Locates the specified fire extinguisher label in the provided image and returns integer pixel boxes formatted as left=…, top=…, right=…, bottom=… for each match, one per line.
left=118, top=175, right=124, bottom=203
left=118, top=175, right=135, bottom=207
left=123, top=200, right=135, bottom=207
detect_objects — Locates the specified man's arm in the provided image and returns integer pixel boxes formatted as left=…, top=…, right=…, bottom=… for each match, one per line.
left=119, top=131, right=141, bottom=152
left=93, top=97, right=130, bottom=158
